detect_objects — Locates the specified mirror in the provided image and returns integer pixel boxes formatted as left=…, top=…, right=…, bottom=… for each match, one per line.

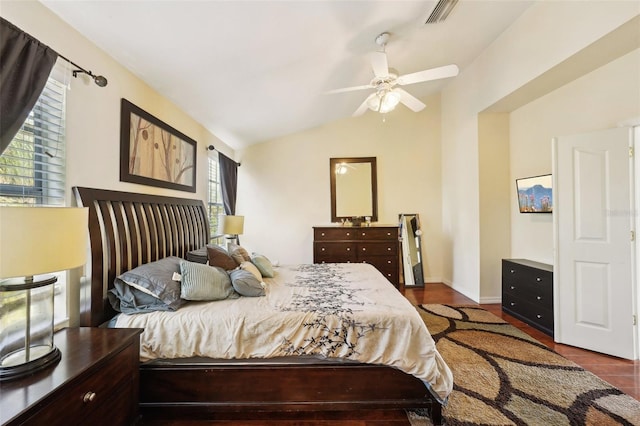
left=330, top=157, right=378, bottom=223
left=399, top=214, right=424, bottom=287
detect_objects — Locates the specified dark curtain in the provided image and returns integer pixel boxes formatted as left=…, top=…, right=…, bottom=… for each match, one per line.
left=219, top=152, right=238, bottom=215
left=0, top=18, right=58, bottom=154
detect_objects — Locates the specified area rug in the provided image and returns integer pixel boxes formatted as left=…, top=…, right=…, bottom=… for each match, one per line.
left=407, top=304, right=640, bottom=426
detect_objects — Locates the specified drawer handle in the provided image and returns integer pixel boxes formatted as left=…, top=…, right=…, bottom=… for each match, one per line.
left=510, top=302, right=516, bottom=306
left=346, top=232, right=350, bottom=236
left=536, top=296, right=541, bottom=300
left=321, top=232, right=325, bottom=236
left=346, top=247, right=351, bottom=251
left=387, top=232, right=391, bottom=236
left=387, top=247, right=391, bottom=251
left=510, top=286, right=515, bottom=290
left=362, top=247, right=366, bottom=251
left=387, top=260, right=391, bottom=264
left=536, top=277, right=542, bottom=282
left=83, top=391, right=96, bottom=403
left=536, top=314, right=542, bottom=319
left=510, top=269, right=515, bottom=273
left=321, top=248, right=325, bottom=251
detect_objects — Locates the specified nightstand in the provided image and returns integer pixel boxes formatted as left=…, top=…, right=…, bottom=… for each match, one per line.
left=1, top=327, right=142, bottom=426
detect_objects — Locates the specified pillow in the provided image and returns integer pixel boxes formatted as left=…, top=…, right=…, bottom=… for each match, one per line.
left=207, top=245, right=238, bottom=270
left=228, top=243, right=251, bottom=265
left=179, top=260, right=234, bottom=301
left=229, top=269, right=265, bottom=297
left=108, top=279, right=174, bottom=314
left=116, top=256, right=183, bottom=310
left=251, top=253, right=275, bottom=278
left=240, top=261, right=262, bottom=280
left=186, top=246, right=208, bottom=264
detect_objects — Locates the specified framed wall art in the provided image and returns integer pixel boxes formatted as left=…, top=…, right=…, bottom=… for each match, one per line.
left=120, top=98, right=197, bottom=192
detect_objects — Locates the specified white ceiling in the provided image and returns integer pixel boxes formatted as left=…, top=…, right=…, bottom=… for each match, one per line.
left=40, top=0, right=534, bottom=149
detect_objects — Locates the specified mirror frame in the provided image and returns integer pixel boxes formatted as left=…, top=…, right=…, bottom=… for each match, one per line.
left=330, top=157, right=378, bottom=223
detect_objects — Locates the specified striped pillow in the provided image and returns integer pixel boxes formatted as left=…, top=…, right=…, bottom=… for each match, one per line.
left=179, top=260, right=234, bottom=301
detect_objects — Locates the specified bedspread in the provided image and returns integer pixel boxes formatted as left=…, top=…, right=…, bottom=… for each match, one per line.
left=112, top=262, right=453, bottom=402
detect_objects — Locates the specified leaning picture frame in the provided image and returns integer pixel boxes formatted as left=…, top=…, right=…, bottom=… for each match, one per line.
left=120, top=99, right=197, bottom=192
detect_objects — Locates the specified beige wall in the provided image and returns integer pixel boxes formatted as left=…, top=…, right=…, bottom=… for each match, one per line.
left=478, top=113, right=510, bottom=302
left=510, top=48, right=640, bottom=263
left=441, top=1, right=639, bottom=302
left=237, top=94, right=444, bottom=282
left=1, top=1, right=235, bottom=325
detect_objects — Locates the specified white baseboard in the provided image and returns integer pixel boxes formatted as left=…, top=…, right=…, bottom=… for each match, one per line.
left=479, top=296, right=502, bottom=304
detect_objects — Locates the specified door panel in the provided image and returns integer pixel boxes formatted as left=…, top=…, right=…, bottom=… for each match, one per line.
left=553, top=126, right=636, bottom=359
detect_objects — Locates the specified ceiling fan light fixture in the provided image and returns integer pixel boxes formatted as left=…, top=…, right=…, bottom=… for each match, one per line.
left=368, top=90, right=401, bottom=113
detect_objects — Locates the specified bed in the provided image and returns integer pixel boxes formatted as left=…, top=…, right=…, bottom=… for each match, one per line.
left=73, top=186, right=451, bottom=424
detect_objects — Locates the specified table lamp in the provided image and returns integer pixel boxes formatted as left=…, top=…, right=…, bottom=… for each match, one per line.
left=0, top=207, right=88, bottom=381
left=219, top=215, right=244, bottom=249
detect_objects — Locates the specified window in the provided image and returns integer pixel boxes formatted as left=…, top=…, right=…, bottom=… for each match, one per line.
left=207, top=154, right=225, bottom=244
left=0, top=60, right=68, bottom=325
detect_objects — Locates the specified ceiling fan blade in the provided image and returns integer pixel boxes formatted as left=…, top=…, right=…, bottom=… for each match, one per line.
left=370, top=51, right=389, bottom=78
left=326, top=84, right=374, bottom=94
left=353, top=94, right=375, bottom=116
left=395, top=88, right=426, bottom=112
left=397, top=64, right=459, bottom=86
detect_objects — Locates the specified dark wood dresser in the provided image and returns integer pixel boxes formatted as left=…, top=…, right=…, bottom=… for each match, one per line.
left=313, top=225, right=400, bottom=286
left=502, top=259, right=554, bottom=336
left=1, top=327, right=142, bottom=426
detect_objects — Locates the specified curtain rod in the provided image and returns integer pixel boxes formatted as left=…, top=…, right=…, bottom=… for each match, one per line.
left=207, top=145, right=241, bottom=167
left=57, top=53, right=108, bottom=87
left=1, top=17, right=108, bottom=88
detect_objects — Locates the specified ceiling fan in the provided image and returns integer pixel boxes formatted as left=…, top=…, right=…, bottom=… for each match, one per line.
left=328, top=32, right=459, bottom=116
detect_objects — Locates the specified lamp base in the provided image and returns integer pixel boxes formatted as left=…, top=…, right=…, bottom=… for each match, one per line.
left=0, top=345, right=61, bottom=381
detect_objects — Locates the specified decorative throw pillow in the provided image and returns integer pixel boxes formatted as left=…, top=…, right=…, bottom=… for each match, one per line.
left=239, top=261, right=262, bottom=280
left=229, top=269, right=265, bottom=297
left=207, top=245, right=238, bottom=270
left=228, top=243, right=251, bottom=265
left=179, top=260, right=234, bottom=301
left=251, top=253, right=275, bottom=278
left=116, top=256, right=184, bottom=310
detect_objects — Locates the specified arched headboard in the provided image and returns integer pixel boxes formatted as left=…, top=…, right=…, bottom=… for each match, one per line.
left=73, top=187, right=209, bottom=326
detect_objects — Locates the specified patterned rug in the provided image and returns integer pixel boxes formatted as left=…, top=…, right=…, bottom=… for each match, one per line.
left=407, top=304, right=640, bottom=426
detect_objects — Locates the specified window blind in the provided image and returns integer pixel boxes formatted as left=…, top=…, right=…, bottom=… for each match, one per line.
left=0, top=63, right=66, bottom=206
left=208, top=155, right=225, bottom=241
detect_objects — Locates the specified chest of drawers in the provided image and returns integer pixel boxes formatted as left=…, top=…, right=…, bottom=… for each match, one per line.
left=313, top=225, right=400, bottom=286
left=1, top=327, right=142, bottom=426
left=502, top=259, right=554, bottom=336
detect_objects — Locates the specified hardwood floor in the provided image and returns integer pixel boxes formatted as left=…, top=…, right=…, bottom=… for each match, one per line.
left=140, top=283, right=639, bottom=425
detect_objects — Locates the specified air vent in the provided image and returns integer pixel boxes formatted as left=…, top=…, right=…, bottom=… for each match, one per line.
left=425, top=0, right=459, bottom=24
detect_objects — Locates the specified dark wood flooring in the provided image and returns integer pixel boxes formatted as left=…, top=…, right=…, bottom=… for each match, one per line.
left=140, top=283, right=639, bottom=425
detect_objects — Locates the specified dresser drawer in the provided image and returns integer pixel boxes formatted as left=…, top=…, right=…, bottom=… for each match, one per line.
left=360, top=257, right=398, bottom=282
left=314, top=228, right=359, bottom=241
left=24, top=344, right=136, bottom=425
left=358, top=241, right=398, bottom=256
left=503, top=293, right=554, bottom=332
left=314, top=242, right=357, bottom=259
left=351, top=228, right=397, bottom=241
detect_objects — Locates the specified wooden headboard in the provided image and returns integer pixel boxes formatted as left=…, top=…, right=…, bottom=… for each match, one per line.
left=73, top=187, right=209, bottom=327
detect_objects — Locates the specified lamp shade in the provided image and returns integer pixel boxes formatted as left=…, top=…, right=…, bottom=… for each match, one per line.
left=219, top=215, right=244, bottom=236
left=0, top=207, right=89, bottom=279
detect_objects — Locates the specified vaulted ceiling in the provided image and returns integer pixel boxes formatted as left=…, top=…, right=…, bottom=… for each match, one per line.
left=40, top=0, right=534, bottom=149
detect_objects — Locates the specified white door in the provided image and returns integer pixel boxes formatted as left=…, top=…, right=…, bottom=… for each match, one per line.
left=553, top=126, right=637, bottom=360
